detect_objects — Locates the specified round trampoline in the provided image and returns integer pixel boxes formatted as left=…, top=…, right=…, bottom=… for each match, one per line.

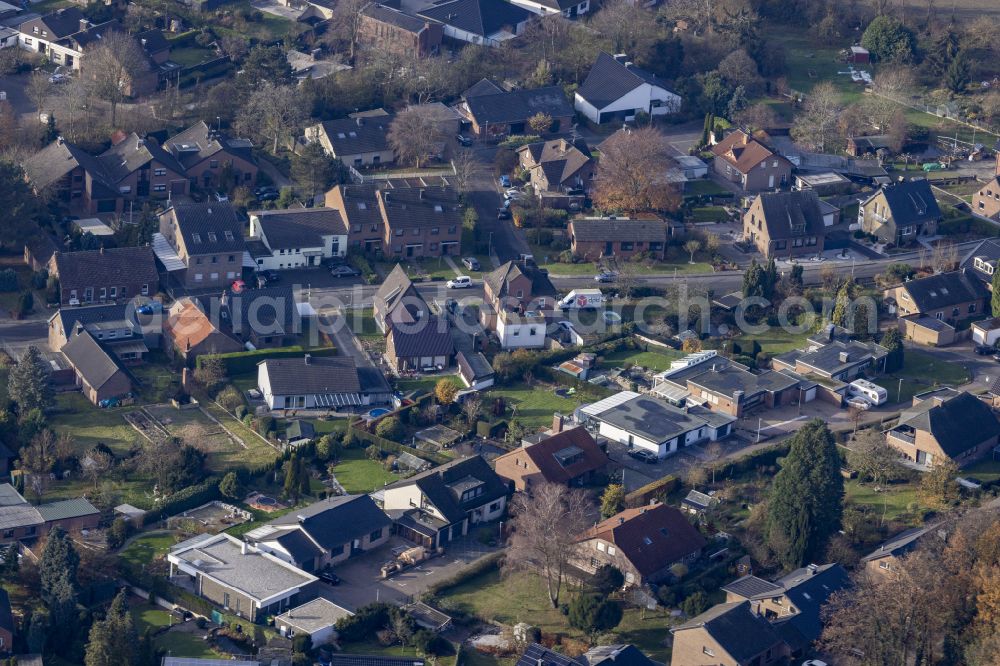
left=256, top=496, right=277, bottom=506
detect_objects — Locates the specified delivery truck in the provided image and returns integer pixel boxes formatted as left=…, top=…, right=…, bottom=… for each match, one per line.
left=559, top=289, right=605, bottom=310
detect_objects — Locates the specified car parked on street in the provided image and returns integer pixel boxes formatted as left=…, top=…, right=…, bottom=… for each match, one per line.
left=456, top=134, right=473, bottom=147
left=330, top=265, right=361, bottom=277
left=975, top=345, right=994, bottom=355
left=499, top=175, right=511, bottom=188
left=594, top=271, right=617, bottom=283
left=497, top=208, right=512, bottom=220
left=318, top=570, right=340, bottom=585
left=447, top=275, right=472, bottom=289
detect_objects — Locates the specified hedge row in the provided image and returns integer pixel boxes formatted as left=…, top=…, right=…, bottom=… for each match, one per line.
left=142, top=477, right=222, bottom=526
left=350, top=427, right=451, bottom=466
left=196, top=345, right=338, bottom=375
left=625, top=475, right=680, bottom=508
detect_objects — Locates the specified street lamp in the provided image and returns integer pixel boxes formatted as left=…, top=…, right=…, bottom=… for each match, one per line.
left=756, top=417, right=762, bottom=443
left=897, top=377, right=903, bottom=403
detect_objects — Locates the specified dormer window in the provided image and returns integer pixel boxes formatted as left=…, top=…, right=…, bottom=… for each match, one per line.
left=192, top=233, right=202, bottom=243
left=208, top=232, right=217, bottom=242
left=224, top=231, right=234, bottom=241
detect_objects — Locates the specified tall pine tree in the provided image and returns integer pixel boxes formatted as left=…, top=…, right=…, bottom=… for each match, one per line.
left=39, top=528, right=80, bottom=654
left=7, top=345, right=52, bottom=416
left=743, top=260, right=766, bottom=298
left=85, top=590, right=138, bottom=666
left=766, top=420, right=844, bottom=568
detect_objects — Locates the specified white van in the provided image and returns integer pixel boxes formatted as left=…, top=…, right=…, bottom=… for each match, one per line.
left=447, top=275, right=472, bottom=289
left=847, top=379, right=887, bottom=406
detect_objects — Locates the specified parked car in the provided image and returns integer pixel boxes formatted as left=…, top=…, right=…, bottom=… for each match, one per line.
left=462, top=257, right=481, bottom=271
left=992, top=352, right=1000, bottom=363
left=330, top=265, right=361, bottom=277
left=975, top=344, right=994, bottom=355
left=259, top=270, right=280, bottom=283
left=255, top=186, right=280, bottom=202
left=497, top=208, right=512, bottom=220
left=318, top=571, right=340, bottom=585
left=504, top=190, right=525, bottom=201
left=447, top=275, right=472, bottom=289
left=213, top=191, right=229, bottom=202
left=48, top=69, right=70, bottom=84
left=846, top=396, right=871, bottom=410
left=456, top=134, right=473, bottom=147
left=594, top=271, right=617, bottom=283
left=499, top=175, right=511, bottom=188
left=628, top=449, right=658, bottom=464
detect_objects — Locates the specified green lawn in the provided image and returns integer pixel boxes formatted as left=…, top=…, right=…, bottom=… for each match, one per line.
left=601, top=347, right=684, bottom=372
left=169, top=46, right=215, bottom=68
left=435, top=568, right=674, bottom=662
left=49, top=393, right=142, bottom=456
left=332, top=447, right=398, bottom=494
left=844, top=480, right=924, bottom=523
left=200, top=401, right=281, bottom=470
left=731, top=326, right=815, bottom=355
left=961, top=459, right=1000, bottom=483
left=685, top=180, right=730, bottom=197
left=874, top=349, right=972, bottom=404
left=344, top=308, right=381, bottom=339
left=396, top=374, right=464, bottom=396
left=131, top=605, right=174, bottom=635
left=689, top=206, right=731, bottom=223
left=155, top=630, right=224, bottom=659
left=483, top=382, right=585, bottom=428
left=120, top=531, right=179, bottom=568
left=764, top=27, right=865, bottom=103
left=342, top=641, right=457, bottom=666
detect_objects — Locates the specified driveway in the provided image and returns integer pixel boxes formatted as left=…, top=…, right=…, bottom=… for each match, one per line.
left=317, top=533, right=502, bottom=610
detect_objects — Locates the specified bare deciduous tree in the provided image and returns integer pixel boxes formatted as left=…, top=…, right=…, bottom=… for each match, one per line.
left=26, top=71, right=52, bottom=121
left=236, top=81, right=305, bottom=154
left=84, top=30, right=146, bottom=127
left=791, top=82, right=842, bottom=153
left=451, top=150, right=479, bottom=195
left=504, top=482, right=590, bottom=608
left=588, top=0, right=659, bottom=55
left=461, top=394, right=482, bottom=426
left=82, top=447, right=114, bottom=490
left=848, top=428, right=900, bottom=488
left=592, top=127, right=678, bottom=215
left=387, top=106, right=448, bottom=168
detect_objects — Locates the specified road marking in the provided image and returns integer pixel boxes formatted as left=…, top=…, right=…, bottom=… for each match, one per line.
left=759, top=415, right=808, bottom=432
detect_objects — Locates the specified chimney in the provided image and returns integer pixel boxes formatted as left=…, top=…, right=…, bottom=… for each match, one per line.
left=839, top=351, right=850, bottom=363
left=304, top=353, right=311, bottom=365
left=75, top=323, right=83, bottom=335
left=552, top=413, right=564, bottom=434
left=57, top=135, right=65, bottom=145
left=618, top=517, right=625, bottom=524
left=419, top=189, right=425, bottom=200
left=612, top=53, right=627, bottom=62
left=806, top=563, right=818, bottom=575
left=624, top=61, right=633, bottom=68
left=207, top=207, right=212, bottom=215
left=79, top=18, right=89, bottom=31
left=99, top=246, right=104, bottom=255
left=356, top=116, right=364, bottom=127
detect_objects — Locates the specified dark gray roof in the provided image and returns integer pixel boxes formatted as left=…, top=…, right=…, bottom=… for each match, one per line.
left=577, top=52, right=671, bottom=110
left=569, top=218, right=667, bottom=244
left=483, top=260, right=557, bottom=301
left=897, top=268, right=989, bottom=312
left=252, top=208, right=347, bottom=250
left=860, top=524, right=941, bottom=563
left=778, top=339, right=887, bottom=376
left=893, top=391, right=1000, bottom=459
left=98, top=133, right=184, bottom=183
left=166, top=121, right=255, bottom=171
left=516, top=644, right=582, bottom=666
left=388, top=318, right=455, bottom=359
left=362, top=3, right=434, bottom=32
left=686, top=365, right=799, bottom=401
left=271, top=494, right=391, bottom=552
left=772, top=564, right=850, bottom=649
left=591, top=395, right=716, bottom=444
left=378, top=187, right=462, bottom=231
left=53, top=246, right=159, bottom=294
left=463, top=78, right=504, bottom=99
left=0, top=588, right=12, bottom=635
left=286, top=420, right=316, bottom=441
left=23, top=139, right=115, bottom=194
left=672, top=601, right=783, bottom=662
left=36, top=497, right=99, bottom=522
left=384, top=456, right=508, bottom=524
left=961, top=238, right=1000, bottom=285
left=328, top=656, right=424, bottom=666
left=755, top=190, right=826, bottom=241
left=317, top=115, right=393, bottom=157
left=61, top=329, right=130, bottom=391
left=334, top=183, right=385, bottom=230
left=375, top=264, right=428, bottom=325
left=463, top=86, right=574, bottom=125
left=457, top=350, right=493, bottom=381
left=165, top=202, right=246, bottom=254
left=18, top=7, right=87, bottom=39
left=54, top=302, right=137, bottom=336
left=261, top=356, right=362, bottom=395
left=136, top=28, right=169, bottom=54
left=720, top=575, right=783, bottom=599
left=868, top=179, right=942, bottom=226
left=417, top=0, right=530, bottom=38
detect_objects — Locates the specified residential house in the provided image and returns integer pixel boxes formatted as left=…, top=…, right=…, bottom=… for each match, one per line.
left=167, top=533, right=319, bottom=622
left=325, top=183, right=387, bottom=253
left=574, top=502, right=706, bottom=586
left=575, top=52, right=681, bottom=125
left=358, top=4, right=443, bottom=58
left=859, top=180, right=941, bottom=246
left=567, top=218, right=669, bottom=261
left=245, top=494, right=392, bottom=572
left=48, top=302, right=151, bottom=363
left=275, top=598, right=353, bottom=644
left=378, top=187, right=463, bottom=258
left=961, top=237, right=1000, bottom=289
left=22, top=137, right=123, bottom=214
left=973, top=176, right=1000, bottom=220
left=381, top=455, right=509, bottom=549
left=494, top=423, right=609, bottom=491
left=385, top=318, right=455, bottom=373
left=516, top=138, right=594, bottom=196
left=36, top=497, right=101, bottom=535
left=860, top=524, right=945, bottom=578
left=249, top=208, right=348, bottom=270
left=305, top=115, right=394, bottom=168
left=743, top=190, right=826, bottom=259
left=373, top=264, right=430, bottom=333
left=508, top=0, right=588, bottom=17
left=711, top=129, right=792, bottom=192
left=257, top=355, right=392, bottom=411
left=480, top=259, right=557, bottom=349
left=846, top=134, right=892, bottom=157
left=721, top=563, right=850, bottom=657
left=515, top=643, right=660, bottom=666
left=162, top=297, right=244, bottom=361
left=457, top=80, right=574, bottom=142
left=60, top=329, right=133, bottom=405
left=670, top=602, right=787, bottom=666
left=684, top=363, right=811, bottom=418
left=195, top=286, right=303, bottom=350
left=456, top=350, right=495, bottom=390
left=885, top=389, right=1000, bottom=468
left=581, top=392, right=736, bottom=459
left=884, top=268, right=988, bottom=346
left=0, top=484, right=100, bottom=544
left=165, top=121, right=259, bottom=190
left=772, top=335, right=889, bottom=384
left=95, top=133, right=189, bottom=201
left=24, top=235, right=59, bottom=273
left=793, top=171, right=852, bottom=196
left=416, top=0, right=531, bottom=47
left=158, top=202, right=247, bottom=289
left=50, top=246, right=159, bottom=306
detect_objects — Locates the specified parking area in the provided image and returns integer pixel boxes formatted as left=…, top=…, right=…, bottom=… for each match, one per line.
left=318, top=532, right=501, bottom=610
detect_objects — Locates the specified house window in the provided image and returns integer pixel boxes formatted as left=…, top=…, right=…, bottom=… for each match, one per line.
left=702, top=647, right=715, bottom=657
left=331, top=544, right=344, bottom=555
left=110, top=287, right=117, bottom=298
left=210, top=160, right=219, bottom=169
left=970, top=304, right=977, bottom=313
left=608, top=546, right=616, bottom=555
left=621, top=242, right=633, bottom=251
left=141, top=284, right=149, bottom=295
left=396, top=229, right=404, bottom=236
left=370, top=528, right=383, bottom=541
left=431, top=227, right=439, bottom=235
left=100, top=287, right=107, bottom=299
left=154, top=168, right=166, bottom=176
left=119, top=185, right=132, bottom=194
left=597, top=542, right=606, bottom=552
left=489, top=501, right=500, bottom=511
left=153, top=184, right=166, bottom=192
left=210, top=273, right=219, bottom=280
left=879, top=561, right=891, bottom=570
left=194, top=273, right=203, bottom=282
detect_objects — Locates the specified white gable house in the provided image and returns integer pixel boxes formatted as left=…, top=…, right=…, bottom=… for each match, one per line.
left=575, top=52, right=682, bottom=125
left=249, top=208, right=348, bottom=271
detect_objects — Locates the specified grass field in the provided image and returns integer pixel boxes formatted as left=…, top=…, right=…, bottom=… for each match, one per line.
left=121, top=531, right=179, bottom=569
left=344, top=308, right=381, bottom=339
left=131, top=605, right=174, bottom=635
left=483, top=381, right=585, bottom=428
left=396, top=374, right=464, bottom=396
left=435, top=568, right=674, bottom=662
left=689, top=206, right=731, bottom=223
left=601, top=347, right=684, bottom=372
left=49, top=393, right=142, bottom=456
left=155, top=630, right=224, bottom=660
left=332, top=447, right=398, bottom=494
left=844, top=479, right=924, bottom=524
left=874, top=349, right=972, bottom=404
left=731, top=326, right=815, bottom=355
left=962, top=459, right=1000, bottom=483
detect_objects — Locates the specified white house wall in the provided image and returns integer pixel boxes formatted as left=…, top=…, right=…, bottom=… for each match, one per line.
left=508, top=0, right=589, bottom=17
left=576, top=84, right=681, bottom=124
left=497, top=319, right=546, bottom=349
